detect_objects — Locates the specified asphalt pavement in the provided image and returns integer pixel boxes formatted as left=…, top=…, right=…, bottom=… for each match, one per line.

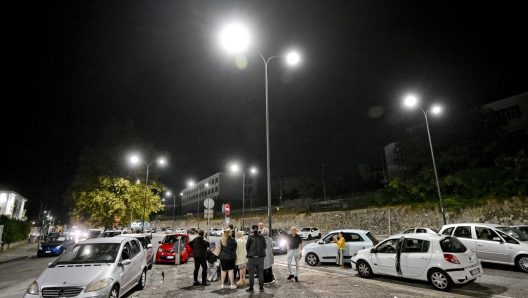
left=0, top=240, right=39, bottom=264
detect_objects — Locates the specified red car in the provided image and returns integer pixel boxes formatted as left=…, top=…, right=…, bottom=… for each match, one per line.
left=156, top=234, right=193, bottom=264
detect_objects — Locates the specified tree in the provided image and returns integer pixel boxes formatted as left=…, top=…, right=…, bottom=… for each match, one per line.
left=70, top=177, right=165, bottom=228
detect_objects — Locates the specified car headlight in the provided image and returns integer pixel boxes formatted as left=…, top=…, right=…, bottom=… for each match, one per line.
left=55, top=245, right=62, bottom=249
left=85, top=278, right=113, bottom=292
left=26, top=281, right=39, bottom=295
left=38, top=247, right=42, bottom=250
left=280, top=239, right=286, bottom=246
left=158, top=248, right=163, bottom=252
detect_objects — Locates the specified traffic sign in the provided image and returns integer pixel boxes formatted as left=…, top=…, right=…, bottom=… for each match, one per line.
left=225, top=204, right=230, bottom=215
left=222, top=204, right=225, bottom=214
left=204, top=198, right=214, bottom=209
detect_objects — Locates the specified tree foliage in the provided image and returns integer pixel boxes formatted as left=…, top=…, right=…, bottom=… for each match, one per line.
left=70, top=177, right=165, bottom=228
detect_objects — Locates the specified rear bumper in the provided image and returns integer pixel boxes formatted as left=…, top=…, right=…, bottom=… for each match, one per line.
left=446, top=263, right=483, bottom=284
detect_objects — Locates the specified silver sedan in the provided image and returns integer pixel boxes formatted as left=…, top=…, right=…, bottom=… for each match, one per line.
left=25, top=237, right=148, bottom=298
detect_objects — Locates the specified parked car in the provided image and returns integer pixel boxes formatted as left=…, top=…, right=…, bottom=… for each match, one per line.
left=174, top=228, right=186, bottom=234
left=298, top=227, right=322, bottom=240
left=303, top=229, right=378, bottom=266
left=399, top=227, right=438, bottom=234
left=511, top=225, right=528, bottom=234
left=37, top=235, right=76, bottom=257
left=351, top=234, right=483, bottom=291
left=156, top=234, right=194, bottom=264
left=143, top=229, right=153, bottom=239
left=438, top=223, right=528, bottom=273
left=87, top=229, right=103, bottom=239
left=206, top=228, right=219, bottom=236
left=116, top=233, right=154, bottom=270
left=271, top=228, right=289, bottom=254
left=187, top=227, right=199, bottom=234
left=25, top=237, right=147, bottom=298
left=98, top=230, right=128, bottom=238
left=215, top=228, right=226, bottom=236
left=165, top=229, right=173, bottom=234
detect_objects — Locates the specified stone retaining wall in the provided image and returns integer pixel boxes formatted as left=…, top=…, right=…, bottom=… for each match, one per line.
left=153, top=196, right=528, bottom=236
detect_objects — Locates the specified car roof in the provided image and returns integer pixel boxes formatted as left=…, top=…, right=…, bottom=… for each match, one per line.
left=78, top=237, right=129, bottom=244
left=115, top=233, right=148, bottom=238
left=442, top=223, right=502, bottom=228
left=388, top=233, right=445, bottom=240
left=327, top=229, right=370, bottom=234
left=164, top=233, right=188, bottom=236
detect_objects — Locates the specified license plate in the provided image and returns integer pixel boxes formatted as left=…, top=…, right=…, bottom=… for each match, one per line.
left=167, top=256, right=174, bottom=259
left=470, top=268, right=480, bottom=276
left=45, top=251, right=51, bottom=253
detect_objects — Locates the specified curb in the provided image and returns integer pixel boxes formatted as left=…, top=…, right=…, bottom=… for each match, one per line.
left=0, top=255, right=29, bottom=265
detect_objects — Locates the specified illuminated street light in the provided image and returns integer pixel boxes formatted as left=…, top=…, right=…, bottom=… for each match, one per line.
left=130, top=155, right=166, bottom=233
left=404, top=95, right=446, bottom=225
left=231, top=164, right=257, bottom=230
left=220, top=24, right=300, bottom=232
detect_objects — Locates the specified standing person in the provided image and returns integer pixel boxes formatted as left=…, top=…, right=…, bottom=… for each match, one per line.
left=333, top=231, right=346, bottom=269
left=287, top=226, right=303, bottom=282
left=235, top=231, right=248, bottom=285
left=228, top=223, right=239, bottom=282
left=188, top=230, right=210, bottom=286
left=219, top=228, right=237, bottom=289
left=258, top=222, right=264, bottom=233
left=246, top=224, right=266, bottom=292
left=262, top=228, right=276, bottom=284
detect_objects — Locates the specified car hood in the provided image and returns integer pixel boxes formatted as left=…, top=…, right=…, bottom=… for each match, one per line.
left=37, top=264, right=114, bottom=288
left=41, top=242, right=65, bottom=247
left=303, top=242, right=318, bottom=250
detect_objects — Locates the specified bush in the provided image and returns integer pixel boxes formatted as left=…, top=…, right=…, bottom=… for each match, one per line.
left=0, top=215, right=31, bottom=245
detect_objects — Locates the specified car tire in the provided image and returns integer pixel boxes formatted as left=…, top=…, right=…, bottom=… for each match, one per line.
left=108, top=285, right=119, bottom=298
left=305, top=252, right=319, bottom=266
left=307, top=234, right=312, bottom=240
left=428, top=269, right=453, bottom=291
left=515, top=254, right=528, bottom=273
left=357, top=260, right=373, bottom=279
left=148, top=261, right=153, bottom=270
left=136, top=269, right=147, bottom=290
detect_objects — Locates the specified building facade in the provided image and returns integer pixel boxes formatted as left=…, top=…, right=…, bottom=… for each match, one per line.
left=482, top=91, right=528, bottom=139
left=0, top=191, right=27, bottom=220
left=180, top=172, right=257, bottom=216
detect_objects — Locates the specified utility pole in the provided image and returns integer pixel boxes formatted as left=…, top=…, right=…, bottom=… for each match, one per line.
left=322, top=164, right=327, bottom=202
left=380, top=147, right=387, bottom=187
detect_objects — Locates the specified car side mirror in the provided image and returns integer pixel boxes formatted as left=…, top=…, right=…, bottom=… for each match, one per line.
left=120, top=259, right=132, bottom=266
left=370, top=248, right=376, bottom=253
left=492, top=237, right=502, bottom=242
left=158, top=241, right=162, bottom=244
left=147, top=244, right=153, bottom=248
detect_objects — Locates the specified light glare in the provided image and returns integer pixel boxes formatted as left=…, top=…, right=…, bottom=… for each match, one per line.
left=432, top=106, right=441, bottom=114
left=404, top=96, right=417, bottom=107
left=130, top=156, right=139, bottom=163
left=286, top=52, right=300, bottom=65
left=220, top=24, right=250, bottom=54
left=231, top=165, right=239, bottom=172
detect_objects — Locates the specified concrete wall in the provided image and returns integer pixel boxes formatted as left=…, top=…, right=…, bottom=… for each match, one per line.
left=153, top=196, right=528, bottom=236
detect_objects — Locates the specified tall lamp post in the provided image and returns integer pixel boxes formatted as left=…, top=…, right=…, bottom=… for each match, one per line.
left=131, top=156, right=165, bottom=233
left=166, top=191, right=177, bottom=230
left=404, top=95, right=446, bottom=225
left=231, top=165, right=257, bottom=231
left=220, top=24, right=300, bottom=232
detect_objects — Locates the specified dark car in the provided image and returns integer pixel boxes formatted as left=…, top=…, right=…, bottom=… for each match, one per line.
left=37, top=235, right=75, bottom=257
left=272, top=228, right=289, bottom=254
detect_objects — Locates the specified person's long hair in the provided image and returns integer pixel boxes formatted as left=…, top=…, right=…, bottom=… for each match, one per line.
left=221, top=228, right=232, bottom=246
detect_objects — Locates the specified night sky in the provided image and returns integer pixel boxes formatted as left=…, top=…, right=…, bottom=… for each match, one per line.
left=3, top=1, right=526, bottom=223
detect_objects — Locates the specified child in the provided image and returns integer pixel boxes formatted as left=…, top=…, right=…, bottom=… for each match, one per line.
left=207, top=242, right=220, bottom=282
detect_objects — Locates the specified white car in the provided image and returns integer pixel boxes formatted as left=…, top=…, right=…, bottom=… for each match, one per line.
left=174, top=228, right=186, bottom=234
left=297, top=227, right=322, bottom=240
left=165, top=229, right=173, bottom=234
left=303, top=229, right=378, bottom=266
left=215, top=228, right=226, bottom=236
left=351, top=234, right=483, bottom=291
left=439, top=223, right=528, bottom=273
left=400, top=227, right=438, bottom=234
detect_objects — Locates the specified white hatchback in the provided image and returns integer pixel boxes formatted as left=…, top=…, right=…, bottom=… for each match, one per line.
left=351, top=234, right=483, bottom=291
left=303, top=229, right=378, bottom=266
left=297, top=227, right=322, bottom=240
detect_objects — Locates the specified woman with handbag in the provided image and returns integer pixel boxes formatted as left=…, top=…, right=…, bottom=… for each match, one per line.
left=219, top=228, right=237, bottom=289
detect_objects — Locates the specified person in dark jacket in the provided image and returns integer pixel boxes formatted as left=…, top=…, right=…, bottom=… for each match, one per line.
left=219, top=228, right=237, bottom=289
left=246, top=224, right=266, bottom=292
left=189, top=229, right=210, bottom=286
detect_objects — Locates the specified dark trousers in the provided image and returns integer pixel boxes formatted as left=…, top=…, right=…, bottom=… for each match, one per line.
left=248, top=257, right=264, bottom=288
left=264, top=266, right=274, bottom=283
left=194, top=257, right=207, bottom=283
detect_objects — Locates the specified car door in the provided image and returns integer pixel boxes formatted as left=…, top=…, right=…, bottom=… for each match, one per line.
left=318, top=233, right=338, bottom=263
left=451, top=225, right=476, bottom=253
left=120, top=242, right=136, bottom=293
left=370, top=239, right=398, bottom=276
left=399, top=238, right=432, bottom=277
left=474, top=226, right=510, bottom=263
left=344, top=233, right=371, bottom=257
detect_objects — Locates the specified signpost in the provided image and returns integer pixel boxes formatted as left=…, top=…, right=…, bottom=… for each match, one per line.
left=204, top=198, right=214, bottom=239
left=224, top=204, right=230, bottom=227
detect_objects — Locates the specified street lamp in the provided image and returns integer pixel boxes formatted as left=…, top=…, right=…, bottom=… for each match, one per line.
left=166, top=191, right=177, bottom=230
left=130, top=155, right=166, bottom=233
left=231, top=165, right=257, bottom=230
left=220, top=24, right=300, bottom=232
left=404, top=95, right=446, bottom=225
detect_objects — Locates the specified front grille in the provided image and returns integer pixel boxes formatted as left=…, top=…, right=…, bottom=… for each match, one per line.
left=42, top=287, right=84, bottom=298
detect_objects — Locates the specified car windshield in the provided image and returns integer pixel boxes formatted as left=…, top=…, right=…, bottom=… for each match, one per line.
left=100, top=231, right=122, bottom=237
left=300, top=228, right=311, bottom=232
left=54, top=243, right=121, bottom=264
left=44, top=236, right=66, bottom=243
left=496, top=227, right=528, bottom=241
left=89, top=230, right=101, bottom=237
left=440, top=237, right=467, bottom=253
left=162, top=236, right=185, bottom=244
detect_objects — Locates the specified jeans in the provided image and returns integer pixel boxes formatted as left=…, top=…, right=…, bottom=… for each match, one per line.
left=287, top=249, right=300, bottom=277
left=336, top=248, right=344, bottom=266
left=248, top=257, right=264, bottom=288
left=193, top=257, right=207, bottom=283
left=207, top=261, right=220, bottom=281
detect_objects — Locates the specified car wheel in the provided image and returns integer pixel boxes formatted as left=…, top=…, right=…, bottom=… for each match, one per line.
left=136, top=269, right=147, bottom=290
left=148, top=261, right=153, bottom=270
left=357, top=260, right=373, bottom=279
left=307, top=234, right=312, bottom=240
left=428, top=269, right=453, bottom=291
left=305, top=252, right=319, bottom=266
left=108, top=285, right=119, bottom=298
left=515, top=254, right=528, bottom=273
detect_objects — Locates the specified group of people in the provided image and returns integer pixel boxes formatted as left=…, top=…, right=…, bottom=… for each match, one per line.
left=188, top=223, right=305, bottom=293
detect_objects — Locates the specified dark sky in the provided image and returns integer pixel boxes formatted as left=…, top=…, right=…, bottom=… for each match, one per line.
left=3, top=1, right=527, bottom=222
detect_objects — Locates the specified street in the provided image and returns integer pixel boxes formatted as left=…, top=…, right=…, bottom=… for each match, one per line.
left=0, top=232, right=525, bottom=298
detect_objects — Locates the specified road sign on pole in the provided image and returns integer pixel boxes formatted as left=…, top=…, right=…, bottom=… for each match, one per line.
left=225, top=204, right=230, bottom=215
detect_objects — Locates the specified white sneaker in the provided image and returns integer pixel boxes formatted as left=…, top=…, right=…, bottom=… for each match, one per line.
left=207, top=278, right=212, bottom=282
left=220, top=285, right=224, bottom=289
left=230, top=284, right=237, bottom=289
left=269, top=280, right=276, bottom=284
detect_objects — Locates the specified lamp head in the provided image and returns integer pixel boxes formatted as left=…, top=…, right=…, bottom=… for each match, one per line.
left=220, top=23, right=250, bottom=54
left=250, top=168, right=257, bottom=174
left=130, top=156, right=140, bottom=164
left=431, top=106, right=441, bottom=114
left=231, top=165, right=239, bottom=172
left=404, top=95, right=418, bottom=107
left=286, top=52, right=300, bottom=65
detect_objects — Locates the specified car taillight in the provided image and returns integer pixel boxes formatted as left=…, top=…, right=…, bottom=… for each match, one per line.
left=372, top=242, right=377, bottom=247
left=444, top=253, right=460, bottom=264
